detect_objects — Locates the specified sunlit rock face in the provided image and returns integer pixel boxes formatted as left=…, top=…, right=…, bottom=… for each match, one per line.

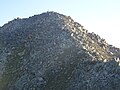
left=0, top=11, right=120, bottom=90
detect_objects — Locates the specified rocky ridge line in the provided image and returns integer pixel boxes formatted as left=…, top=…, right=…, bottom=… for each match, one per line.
left=0, top=11, right=120, bottom=90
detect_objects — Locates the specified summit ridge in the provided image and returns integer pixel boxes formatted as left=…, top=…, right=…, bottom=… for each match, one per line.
left=0, top=11, right=120, bottom=90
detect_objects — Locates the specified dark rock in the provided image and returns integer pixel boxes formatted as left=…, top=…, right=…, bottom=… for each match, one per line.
left=0, top=11, right=120, bottom=90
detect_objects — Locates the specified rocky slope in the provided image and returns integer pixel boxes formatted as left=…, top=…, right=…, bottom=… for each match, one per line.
left=0, top=11, right=120, bottom=90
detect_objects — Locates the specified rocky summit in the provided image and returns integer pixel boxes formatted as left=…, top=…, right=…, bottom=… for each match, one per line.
left=0, top=11, right=120, bottom=90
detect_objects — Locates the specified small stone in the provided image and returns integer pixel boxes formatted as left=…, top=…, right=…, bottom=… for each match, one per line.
left=71, top=33, right=73, bottom=36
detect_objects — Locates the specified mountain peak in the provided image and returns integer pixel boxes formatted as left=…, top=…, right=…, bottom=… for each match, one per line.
left=0, top=12, right=120, bottom=90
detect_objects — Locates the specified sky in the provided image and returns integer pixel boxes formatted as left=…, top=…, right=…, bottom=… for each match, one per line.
left=0, top=0, right=120, bottom=48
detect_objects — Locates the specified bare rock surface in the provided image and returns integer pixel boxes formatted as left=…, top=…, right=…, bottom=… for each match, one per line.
left=0, top=11, right=120, bottom=90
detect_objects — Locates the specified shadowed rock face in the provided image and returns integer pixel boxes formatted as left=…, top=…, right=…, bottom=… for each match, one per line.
left=0, top=11, right=120, bottom=90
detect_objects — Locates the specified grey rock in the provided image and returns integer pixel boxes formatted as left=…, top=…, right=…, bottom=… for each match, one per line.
left=0, top=11, right=120, bottom=90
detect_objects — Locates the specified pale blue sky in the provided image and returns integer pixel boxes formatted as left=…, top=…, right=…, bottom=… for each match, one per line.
left=0, top=0, right=120, bottom=47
